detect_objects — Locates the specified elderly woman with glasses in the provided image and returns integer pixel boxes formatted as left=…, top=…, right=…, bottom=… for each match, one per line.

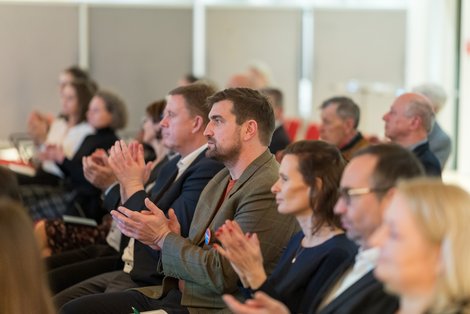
left=215, top=140, right=357, bottom=314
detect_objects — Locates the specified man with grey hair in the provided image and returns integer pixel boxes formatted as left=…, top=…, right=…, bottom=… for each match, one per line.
left=412, top=83, right=452, bottom=168
left=320, top=96, right=370, bottom=161
left=382, top=93, right=441, bottom=176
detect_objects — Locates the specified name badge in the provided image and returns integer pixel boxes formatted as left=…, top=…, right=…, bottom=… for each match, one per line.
left=205, top=228, right=211, bottom=245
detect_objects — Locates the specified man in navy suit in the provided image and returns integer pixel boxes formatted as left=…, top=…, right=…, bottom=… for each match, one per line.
left=54, top=83, right=224, bottom=308
left=383, top=93, right=441, bottom=177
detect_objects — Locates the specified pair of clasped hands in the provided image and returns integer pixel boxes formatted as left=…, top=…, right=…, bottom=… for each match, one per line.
left=83, top=140, right=180, bottom=250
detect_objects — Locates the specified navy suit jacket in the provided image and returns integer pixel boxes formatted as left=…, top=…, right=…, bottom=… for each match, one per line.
left=412, top=141, right=441, bottom=177
left=317, top=270, right=399, bottom=314
left=122, top=150, right=225, bottom=285
left=59, top=127, right=118, bottom=221
left=269, top=125, right=291, bottom=155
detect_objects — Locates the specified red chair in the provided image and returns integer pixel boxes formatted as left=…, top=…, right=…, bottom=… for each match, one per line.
left=304, top=123, right=320, bottom=140
left=283, top=118, right=301, bottom=141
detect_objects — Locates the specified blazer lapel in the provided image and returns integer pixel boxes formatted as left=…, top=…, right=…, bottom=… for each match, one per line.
left=320, top=270, right=376, bottom=313
left=189, top=170, right=230, bottom=244
left=149, top=156, right=180, bottom=202
left=189, top=150, right=275, bottom=245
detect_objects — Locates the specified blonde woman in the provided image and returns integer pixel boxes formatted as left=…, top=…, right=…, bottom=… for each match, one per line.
left=0, top=198, right=55, bottom=314
left=371, top=178, right=470, bottom=314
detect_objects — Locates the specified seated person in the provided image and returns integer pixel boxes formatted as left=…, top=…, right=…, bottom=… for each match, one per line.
left=20, top=79, right=96, bottom=186
left=33, top=90, right=127, bottom=254
left=319, top=96, right=370, bottom=161
left=223, top=144, right=424, bottom=314
left=216, top=140, right=357, bottom=313
left=260, top=87, right=291, bottom=158
left=43, top=100, right=169, bottom=294
left=58, top=88, right=298, bottom=314
left=412, top=83, right=452, bottom=168
left=53, top=84, right=224, bottom=310
left=383, top=93, right=441, bottom=177
left=0, top=198, right=55, bottom=314
left=371, top=178, right=470, bottom=314
left=27, top=66, right=92, bottom=147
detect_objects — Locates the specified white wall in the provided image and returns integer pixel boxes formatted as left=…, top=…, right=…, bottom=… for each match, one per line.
left=458, top=0, right=470, bottom=175
left=0, top=0, right=466, bottom=178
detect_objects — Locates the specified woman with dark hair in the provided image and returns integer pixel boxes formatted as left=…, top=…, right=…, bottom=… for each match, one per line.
left=35, top=90, right=127, bottom=221
left=21, top=80, right=96, bottom=186
left=216, top=140, right=357, bottom=314
left=33, top=90, right=129, bottom=257
left=27, top=66, right=94, bottom=148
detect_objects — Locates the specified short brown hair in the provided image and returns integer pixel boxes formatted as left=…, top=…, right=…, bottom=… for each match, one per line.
left=206, top=88, right=275, bottom=146
left=168, top=83, right=216, bottom=125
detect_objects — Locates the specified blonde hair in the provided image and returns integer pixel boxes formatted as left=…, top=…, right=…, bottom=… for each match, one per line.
left=397, top=178, right=470, bottom=314
left=0, top=199, right=55, bottom=314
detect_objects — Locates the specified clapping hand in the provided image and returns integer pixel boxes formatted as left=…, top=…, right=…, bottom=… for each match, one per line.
left=214, top=220, right=267, bottom=289
left=111, top=198, right=180, bottom=250
left=223, top=291, right=290, bottom=314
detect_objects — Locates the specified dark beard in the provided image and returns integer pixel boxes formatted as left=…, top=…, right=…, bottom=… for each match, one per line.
left=205, top=141, right=241, bottom=163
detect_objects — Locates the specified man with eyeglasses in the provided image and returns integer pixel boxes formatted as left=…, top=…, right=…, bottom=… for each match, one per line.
left=316, top=143, right=425, bottom=314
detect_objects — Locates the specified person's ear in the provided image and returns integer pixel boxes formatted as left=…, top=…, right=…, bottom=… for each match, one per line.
left=344, top=117, right=355, bottom=132
left=191, top=115, right=204, bottom=134
left=243, top=120, right=258, bottom=141
left=409, top=115, right=422, bottom=131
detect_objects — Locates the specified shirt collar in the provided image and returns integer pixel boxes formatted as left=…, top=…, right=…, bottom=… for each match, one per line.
left=176, top=144, right=207, bottom=178
left=407, top=139, right=427, bottom=151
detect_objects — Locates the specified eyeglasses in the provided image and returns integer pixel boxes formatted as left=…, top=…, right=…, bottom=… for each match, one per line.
left=338, top=187, right=391, bottom=205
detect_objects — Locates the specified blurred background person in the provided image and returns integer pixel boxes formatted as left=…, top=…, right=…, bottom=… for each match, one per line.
left=260, top=87, right=291, bottom=158
left=371, top=178, right=470, bottom=314
left=412, top=83, right=452, bottom=168
left=383, top=93, right=441, bottom=177
left=20, top=79, right=96, bottom=186
left=177, top=73, right=199, bottom=87
left=28, top=89, right=127, bottom=222
left=27, top=66, right=92, bottom=147
left=0, top=198, right=55, bottom=314
left=319, top=96, right=370, bottom=161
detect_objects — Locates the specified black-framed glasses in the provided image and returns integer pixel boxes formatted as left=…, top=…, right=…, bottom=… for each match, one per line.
left=338, top=187, right=391, bottom=205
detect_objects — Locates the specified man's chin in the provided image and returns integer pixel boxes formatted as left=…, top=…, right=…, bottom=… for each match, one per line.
left=205, top=148, right=218, bottom=159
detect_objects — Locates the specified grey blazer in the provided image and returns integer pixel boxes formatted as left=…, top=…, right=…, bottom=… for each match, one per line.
left=137, top=149, right=299, bottom=313
left=428, top=121, right=451, bottom=168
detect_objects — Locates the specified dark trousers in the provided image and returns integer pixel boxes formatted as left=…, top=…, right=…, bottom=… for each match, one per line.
left=47, top=244, right=121, bottom=294
left=59, top=289, right=188, bottom=314
left=54, top=270, right=139, bottom=309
